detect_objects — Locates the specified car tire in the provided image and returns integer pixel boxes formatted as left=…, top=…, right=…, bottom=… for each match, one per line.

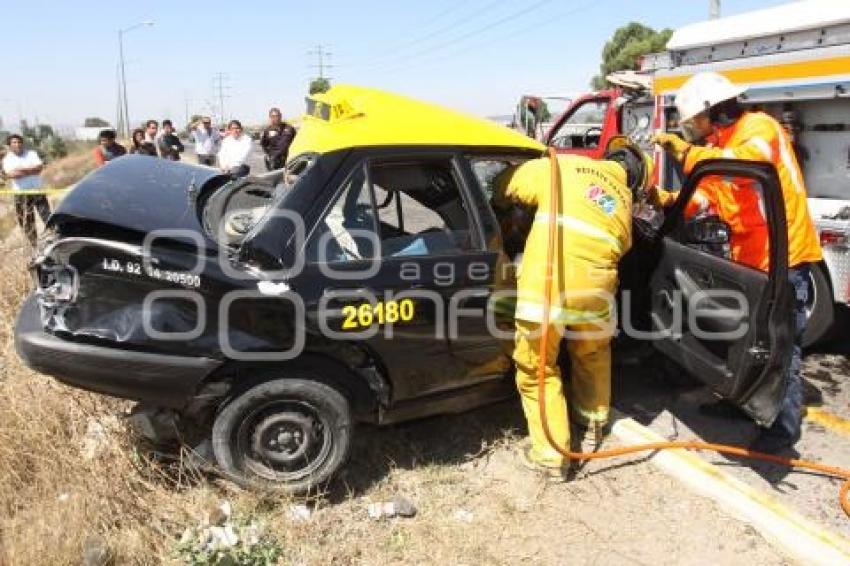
left=803, top=262, right=834, bottom=348
left=212, top=376, right=352, bottom=494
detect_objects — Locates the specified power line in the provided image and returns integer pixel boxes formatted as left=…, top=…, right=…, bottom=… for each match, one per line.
left=418, top=0, right=470, bottom=29
left=344, top=0, right=506, bottom=69
left=364, top=0, right=558, bottom=73
left=376, top=0, right=602, bottom=76
left=389, top=0, right=506, bottom=55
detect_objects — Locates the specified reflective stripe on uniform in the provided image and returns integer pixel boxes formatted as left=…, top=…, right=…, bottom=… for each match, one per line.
left=693, top=191, right=710, bottom=213
left=573, top=405, right=611, bottom=425
left=721, top=137, right=772, bottom=161
left=771, top=121, right=805, bottom=194
left=514, top=300, right=610, bottom=324
left=748, top=136, right=773, bottom=161
left=534, top=213, right=623, bottom=253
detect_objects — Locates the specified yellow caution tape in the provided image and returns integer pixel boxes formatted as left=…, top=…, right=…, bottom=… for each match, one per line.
left=0, top=187, right=72, bottom=196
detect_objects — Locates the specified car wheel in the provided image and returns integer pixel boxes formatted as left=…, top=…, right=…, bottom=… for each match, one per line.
left=803, top=263, right=834, bottom=348
left=212, top=377, right=352, bottom=494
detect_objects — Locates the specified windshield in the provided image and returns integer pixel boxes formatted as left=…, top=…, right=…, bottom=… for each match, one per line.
left=201, top=154, right=317, bottom=247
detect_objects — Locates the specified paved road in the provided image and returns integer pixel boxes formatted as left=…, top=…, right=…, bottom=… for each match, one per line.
left=613, top=305, right=850, bottom=542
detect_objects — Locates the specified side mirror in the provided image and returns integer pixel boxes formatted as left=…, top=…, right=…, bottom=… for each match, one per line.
left=684, top=216, right=730, bottom=245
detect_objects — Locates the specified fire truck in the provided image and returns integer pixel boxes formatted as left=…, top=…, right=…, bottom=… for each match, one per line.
left=539, top=1, right=850, bottom=347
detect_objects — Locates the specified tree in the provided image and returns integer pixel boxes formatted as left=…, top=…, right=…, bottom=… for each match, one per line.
left=309, top=77, right=331, bottom=95
left=84, top=117, right=111, bottom=128
left=591, top=22, right=672, bottom=89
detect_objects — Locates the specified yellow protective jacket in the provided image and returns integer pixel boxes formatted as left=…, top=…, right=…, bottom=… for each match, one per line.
left=683, top=111, right=822, bottom=268
left=498, top=155, right=632, bottom=324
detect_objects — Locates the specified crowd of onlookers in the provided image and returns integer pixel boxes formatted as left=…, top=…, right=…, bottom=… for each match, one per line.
left=94, top=106, right=296, bottom=180
left=1, top=106, right=296, bottom=247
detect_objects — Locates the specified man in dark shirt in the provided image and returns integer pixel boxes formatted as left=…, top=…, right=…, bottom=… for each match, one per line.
left=93, top=129, right=126, bottom=166
left=260, top=107, right=296, bottom=171
left=157, top=120, right=185, bottom=161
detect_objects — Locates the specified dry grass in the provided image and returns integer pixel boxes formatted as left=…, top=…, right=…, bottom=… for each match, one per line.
left=0, top=228, right=526, bottom=564
left=41, top=145, right=97, bottom=189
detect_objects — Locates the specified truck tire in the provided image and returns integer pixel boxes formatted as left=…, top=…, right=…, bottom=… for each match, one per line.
left=803, top=262, right=834, bottom=348
left=212, top=376, right=352, bottom=494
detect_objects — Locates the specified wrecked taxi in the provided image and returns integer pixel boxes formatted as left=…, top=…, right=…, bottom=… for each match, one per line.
left=16, top=86, right=795, bottom=493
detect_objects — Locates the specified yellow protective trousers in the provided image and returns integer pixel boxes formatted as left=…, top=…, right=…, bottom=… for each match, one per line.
left=513, top=319, right=612, bottom=467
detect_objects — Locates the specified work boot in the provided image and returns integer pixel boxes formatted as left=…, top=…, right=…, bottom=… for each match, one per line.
left=748, top=431, right=797, bottom=455
left=578, top=421, right=610, bottom=452
left=517, top=445, right=570, bottom=483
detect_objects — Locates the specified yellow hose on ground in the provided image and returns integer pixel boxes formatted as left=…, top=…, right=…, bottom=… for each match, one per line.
left=536, top=147, right=850, bottom=518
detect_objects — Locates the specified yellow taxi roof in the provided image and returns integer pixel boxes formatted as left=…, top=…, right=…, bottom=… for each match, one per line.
left=288, top=84, right=546, bottom=157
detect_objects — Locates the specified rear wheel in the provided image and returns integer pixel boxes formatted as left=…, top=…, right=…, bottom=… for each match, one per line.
left=212, top=377, right=352, bottom=494
left=803, top=263, right=834, bottom=348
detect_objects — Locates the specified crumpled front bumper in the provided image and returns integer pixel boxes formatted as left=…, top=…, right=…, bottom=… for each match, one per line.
left=14, top=294, right=222, bottom=408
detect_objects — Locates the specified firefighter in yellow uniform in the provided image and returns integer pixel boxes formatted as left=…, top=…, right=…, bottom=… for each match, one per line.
left=496, top=139, right=652, bottom=475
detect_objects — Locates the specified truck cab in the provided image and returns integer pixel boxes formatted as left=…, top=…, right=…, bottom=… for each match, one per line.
left=537, top=2, right=850, bottom=347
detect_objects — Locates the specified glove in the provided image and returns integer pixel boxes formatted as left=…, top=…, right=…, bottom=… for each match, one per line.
left=652, top=132, right=690, bottom=160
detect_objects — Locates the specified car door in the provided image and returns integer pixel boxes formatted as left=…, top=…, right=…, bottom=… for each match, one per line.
left=647, top=160, right=794, bottom=426
left=544, top=96, right=615, bottom=159
left=291, top=150, right=509, bottom=403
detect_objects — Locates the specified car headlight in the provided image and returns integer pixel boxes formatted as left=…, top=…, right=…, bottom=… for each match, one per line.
left=36, top=262, right=78, bottom=306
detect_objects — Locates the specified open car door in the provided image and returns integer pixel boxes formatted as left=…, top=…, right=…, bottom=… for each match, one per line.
left=648, top=160, right=795, bottom=426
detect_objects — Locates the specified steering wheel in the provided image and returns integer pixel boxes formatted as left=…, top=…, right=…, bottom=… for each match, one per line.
left=582, top=126, right=603, bottom=148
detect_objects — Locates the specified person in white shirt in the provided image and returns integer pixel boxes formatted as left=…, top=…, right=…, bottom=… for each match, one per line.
left=1, top=134, right=51, bottom=247
left=191, top=116, right=221, bottom=167
left=218, top=120, right=253, bottom=179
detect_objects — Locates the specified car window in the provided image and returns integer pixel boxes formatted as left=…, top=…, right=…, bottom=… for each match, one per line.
left=471, top=160, right=512, bottom=201
left=369, top=159, right=477, bottom=257
left=305, top=170, right=378, bottom=263
left=672, top=175, right=770, bottom=272
left=548, top=100, right=609, bottom=149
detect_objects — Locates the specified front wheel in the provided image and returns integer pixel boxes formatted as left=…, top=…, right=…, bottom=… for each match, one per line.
left=802, top=262, right=834, bottom=348
left=212, top=377, right=352, bottom=494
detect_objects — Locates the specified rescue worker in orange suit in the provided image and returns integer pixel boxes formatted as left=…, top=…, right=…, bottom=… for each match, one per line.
left=652, top=72, right=823, bottom=453
left=494, top=139, right=652, bottom=478
left=656, top=176, right=768, bottom=271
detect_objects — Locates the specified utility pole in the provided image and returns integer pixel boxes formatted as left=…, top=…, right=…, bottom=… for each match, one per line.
left=307, top=44, right=334, bottom=80
left=116, top=63, right=125, bottom=137
left=117, top=21, right=154, bottom=138
left=212, top=73, right=231, bottom=124
left=709, top=0, right=721, bottom=19
left=184, top=91, right=191, bottom=128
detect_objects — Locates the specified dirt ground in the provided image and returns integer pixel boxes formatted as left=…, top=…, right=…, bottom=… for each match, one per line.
left=316, top=401, right=791, bottom=566
left=0, top=163, right=844, bottom=564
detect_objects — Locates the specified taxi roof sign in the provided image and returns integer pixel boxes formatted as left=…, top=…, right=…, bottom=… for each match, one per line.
left=288, top=84, right=546, bottom=157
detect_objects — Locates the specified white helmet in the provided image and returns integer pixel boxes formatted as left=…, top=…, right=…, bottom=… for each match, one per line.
left=675, top=72, right=746, bottom=122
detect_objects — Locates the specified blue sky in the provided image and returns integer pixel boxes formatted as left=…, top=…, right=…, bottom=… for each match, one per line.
left=4, top=0, right=788, bottom=131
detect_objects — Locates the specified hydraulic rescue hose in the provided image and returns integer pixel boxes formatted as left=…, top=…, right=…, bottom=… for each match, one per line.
left=535, top=148, right=850, bottom=518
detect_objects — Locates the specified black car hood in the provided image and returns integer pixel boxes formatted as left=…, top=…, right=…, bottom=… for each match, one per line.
left=52, top=155, right=224, bottom=235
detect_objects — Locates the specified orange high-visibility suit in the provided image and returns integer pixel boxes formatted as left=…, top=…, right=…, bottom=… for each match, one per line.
left=497, top=155, right=632, bottom=467
left=673, top=111, right=822, bottom=270
left=658, top=176, right=769, bottom=270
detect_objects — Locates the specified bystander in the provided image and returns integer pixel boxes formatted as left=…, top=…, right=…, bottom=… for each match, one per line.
left=218, top=120, right=252, bottom=179
left=260, top=107, right=296, bottom=171
left=190, top=116, right=221, bottom=166
left=157, top=120, right=184, bottom=161
left=93, top=129, right=126, bottom=166
left=1, top=134, right=51, bottom=247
